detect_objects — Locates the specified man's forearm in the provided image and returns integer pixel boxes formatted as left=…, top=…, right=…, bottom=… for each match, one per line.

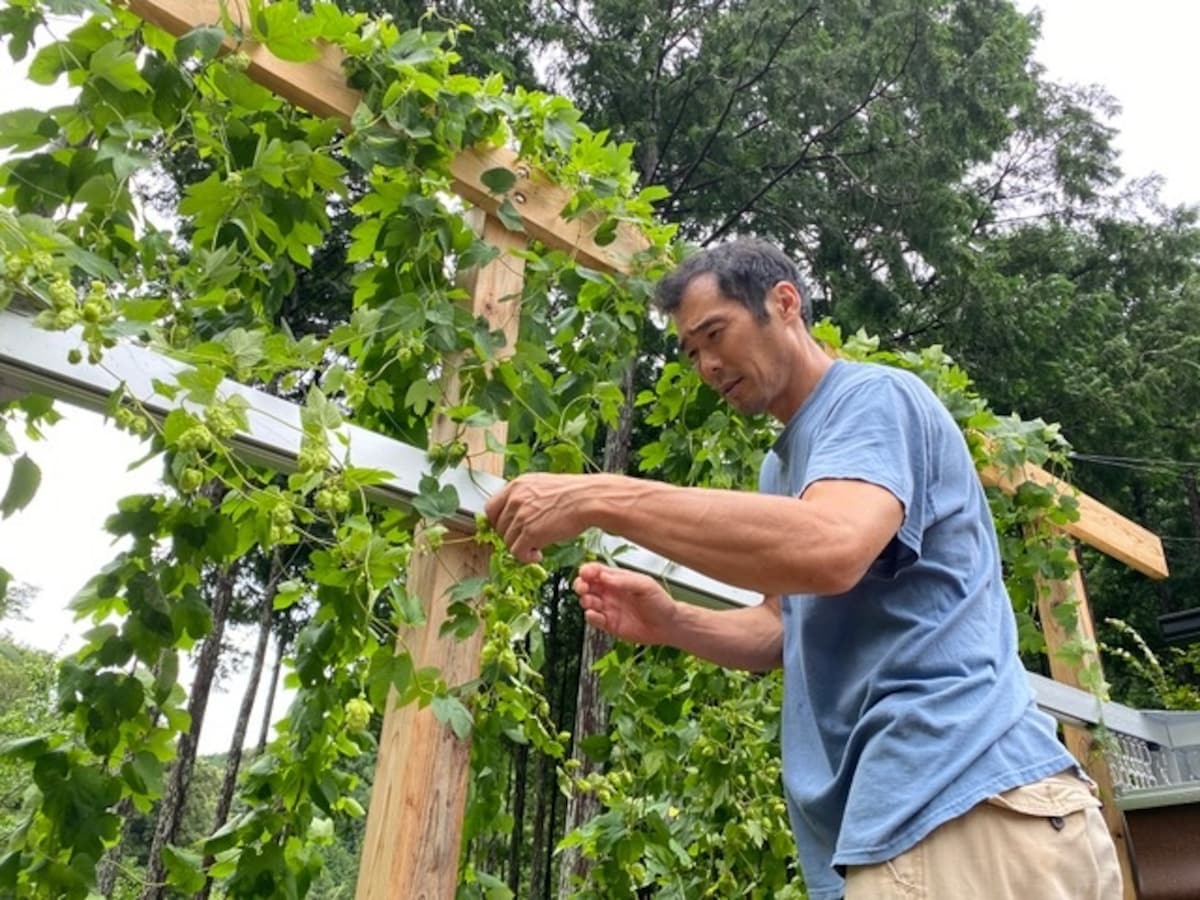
left=668, top=599, right=783, bottom=673
left=582, top=474, right=866, bottom=596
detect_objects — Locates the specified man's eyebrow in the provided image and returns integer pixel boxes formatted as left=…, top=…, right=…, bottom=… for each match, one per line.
left=679, top=313, right=726, bottom=354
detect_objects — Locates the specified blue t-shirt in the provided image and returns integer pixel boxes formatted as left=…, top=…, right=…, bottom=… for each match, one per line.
left=760, top=359, right=1074, bottom=900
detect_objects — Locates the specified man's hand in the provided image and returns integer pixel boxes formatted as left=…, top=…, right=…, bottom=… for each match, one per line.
left=573, top=562, right=679, bottom=646
left=484, top=473, right=594, bottom=563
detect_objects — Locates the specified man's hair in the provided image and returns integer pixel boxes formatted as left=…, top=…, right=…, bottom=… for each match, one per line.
left=654, top=238, right=810, bottom=325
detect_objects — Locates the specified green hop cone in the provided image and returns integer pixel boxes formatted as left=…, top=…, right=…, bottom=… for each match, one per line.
left=345, top=697, right=372, bottom=733
left=179, top=468, right=204, bottom=494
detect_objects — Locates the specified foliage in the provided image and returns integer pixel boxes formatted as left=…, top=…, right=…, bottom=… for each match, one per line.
left=1103, top=618, right=1200, bottom=712
left=0, top=638, right=58, bottom=838
left=0, top=1, right=667, bottom=895
left=0, top=1, right=1150, bottom=898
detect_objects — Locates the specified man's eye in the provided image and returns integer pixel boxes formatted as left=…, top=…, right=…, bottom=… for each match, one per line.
left=708, top=329, right=721, bottom=343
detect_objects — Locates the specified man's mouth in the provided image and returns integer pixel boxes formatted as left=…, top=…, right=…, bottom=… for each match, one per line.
left=721, top=378, right=742, bottom=398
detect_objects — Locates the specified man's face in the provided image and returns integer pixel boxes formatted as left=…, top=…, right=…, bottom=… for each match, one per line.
left=673, top=274, right=792, bottom=419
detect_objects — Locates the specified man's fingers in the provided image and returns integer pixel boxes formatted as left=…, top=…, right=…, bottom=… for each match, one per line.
left=583, top=609, right=610, bottom=632
left=485, top=480, right=536, bottom=559
left=493, top=485, right=522, bottom=541
left=483, top=480, right=509, bottom=526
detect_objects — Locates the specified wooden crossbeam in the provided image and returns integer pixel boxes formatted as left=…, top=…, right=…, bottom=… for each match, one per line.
left=125, top=0, right=650, bottom=274
left=981, top=460, right=1168, bottom=580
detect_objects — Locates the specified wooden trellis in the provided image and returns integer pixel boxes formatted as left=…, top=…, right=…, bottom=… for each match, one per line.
left=6, top=3, right=1173, bottom=897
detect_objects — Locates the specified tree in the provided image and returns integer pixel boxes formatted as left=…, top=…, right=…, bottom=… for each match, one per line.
left=0, top=637, right=57, bottom=834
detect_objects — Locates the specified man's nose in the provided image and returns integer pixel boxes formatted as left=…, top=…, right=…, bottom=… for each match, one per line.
left=697, top=350, right=721, bottom=383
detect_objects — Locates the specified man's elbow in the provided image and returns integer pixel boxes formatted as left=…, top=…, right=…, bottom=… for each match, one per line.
left=812, top=548, right=875, bottom=595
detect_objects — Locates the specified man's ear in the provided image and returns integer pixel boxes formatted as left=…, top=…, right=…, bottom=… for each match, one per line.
left=770, top=281, right=803, bottom=322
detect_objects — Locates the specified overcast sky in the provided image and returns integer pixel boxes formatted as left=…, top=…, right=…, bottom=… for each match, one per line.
left=1, top=1, right=1197, bottom=753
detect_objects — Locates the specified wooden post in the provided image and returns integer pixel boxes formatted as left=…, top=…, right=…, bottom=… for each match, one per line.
left=1035, top=545, right=1138, bottom=899
left=356, top=214, right=525, bottom=899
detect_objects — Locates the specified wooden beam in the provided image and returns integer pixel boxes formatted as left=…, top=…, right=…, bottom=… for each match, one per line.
left=449, top=146, right=650, bottom=275
left=356, top=215, right=525, bottom=899
left=982, top=460, right=1168, bottom=580
left=127, top=0, right=358, bottom=123
left=125, top=0, right=649, bottom=273
left=1034, top=546, right=1138, bottom=900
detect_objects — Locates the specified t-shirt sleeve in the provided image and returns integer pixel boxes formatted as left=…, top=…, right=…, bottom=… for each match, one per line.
left=796, top=374, right=931, bottom=565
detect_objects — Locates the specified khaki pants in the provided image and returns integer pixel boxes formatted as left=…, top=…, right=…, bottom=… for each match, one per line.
left=845, top=770, right=1123, bottom=899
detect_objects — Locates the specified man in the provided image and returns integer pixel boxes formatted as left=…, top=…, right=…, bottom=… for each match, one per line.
left=484, top=239, right=1122, bottom=899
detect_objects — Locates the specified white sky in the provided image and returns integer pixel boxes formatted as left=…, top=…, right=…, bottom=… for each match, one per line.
left=1, top=1, right=1198, bottom=754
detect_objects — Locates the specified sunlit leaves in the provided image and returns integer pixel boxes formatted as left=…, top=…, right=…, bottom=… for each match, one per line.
left=0, top=453, right=40, bottom=518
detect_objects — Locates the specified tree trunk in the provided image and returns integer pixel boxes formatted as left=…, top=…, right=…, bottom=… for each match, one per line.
left=1184, top=472, right=1200, bottom=543
left=529, top=579, right=560, bottom=899
left=556, top=361, right=637, bottom=896
left=255, top=627, right=285, bottom=754
left=1134, top=479, right=1175, bottom=614
left=95, top=796, right=135, bottom=897
left=506, top=719, right=531, bottom=895
left=196, top=557, right=280, bottom=900
left=140, top=567, right=236, bottom=900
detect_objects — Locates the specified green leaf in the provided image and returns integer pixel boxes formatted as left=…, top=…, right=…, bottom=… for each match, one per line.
left=272, top=580, right=305, bottom=611
left=403, top=379, right=437, bottom=416
left=222, top=327, right=265, bottom=372
left=0, top=108, right=60, bottom=152
left=542, top=104, right=580, bottom=154
left=172, top=589, right=213, bottom=641
left=302, top=387, right=343, bottom=431
left=1, top=454, right=41, bottom=518
left=431, top=694, right=473, bottom=740
left=495, top=199, right=525, bottom=233
left=388, top=583, right=425, bottom=626
left=27, top=42, right=73, bottom=85
left=88, top=40, right=150, bottom=94
left=0, top=422, right=15, bottom=456
left=0, top=734, right=49, bottom=760
left=448, top=576, right=487, bottom=603
left=480, top=167, right=517, bottom=194
left=175, top=25, right=225, bottom=63
left=411, top=475, right=459, bottom=521
left=161, top=845, right=206, bottom=893
left=593, top=217, right=618, bottom=247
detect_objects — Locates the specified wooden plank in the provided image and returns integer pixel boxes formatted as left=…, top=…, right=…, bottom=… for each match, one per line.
left=1034, top=546, right=1138, bottom=900
left=982, top=460, right=1168, bottom=580
left=125, top=0, right=649, bottom=273
left=356, top=215, right=525, bottom=899
left=127, top=0, right=358, bottom=123
left=449, top=146, right=649, bottom=275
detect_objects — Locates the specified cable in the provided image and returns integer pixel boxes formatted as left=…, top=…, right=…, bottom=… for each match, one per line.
left=1069, top=452, right=1200, bottom=475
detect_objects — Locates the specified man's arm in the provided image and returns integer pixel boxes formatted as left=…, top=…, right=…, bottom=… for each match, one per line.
left=487, top=473, right=903, bottom=597
left=573, top=563, right=783, bottom=672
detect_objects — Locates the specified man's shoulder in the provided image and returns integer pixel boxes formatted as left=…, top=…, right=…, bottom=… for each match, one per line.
left=826, top=360, right=937, bottom=411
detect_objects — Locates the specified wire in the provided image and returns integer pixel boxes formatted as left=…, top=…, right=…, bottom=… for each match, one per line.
left=1069, top=452, right=1200, bottom=475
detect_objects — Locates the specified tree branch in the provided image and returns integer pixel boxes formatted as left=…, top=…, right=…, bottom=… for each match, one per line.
left=673, top=4, right=818, bottom=196
left=702, top=12, right=923, bottom=245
